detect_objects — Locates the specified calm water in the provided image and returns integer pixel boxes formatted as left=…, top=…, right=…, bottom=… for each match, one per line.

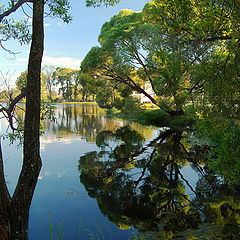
left=2, top=104, right=240, bottom=239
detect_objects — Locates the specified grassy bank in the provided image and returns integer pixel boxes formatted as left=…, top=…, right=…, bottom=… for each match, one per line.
left=136, top=109, right=195, bottom=128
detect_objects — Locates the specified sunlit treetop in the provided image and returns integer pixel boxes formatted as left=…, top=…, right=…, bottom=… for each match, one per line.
left=98, top=9, right=142, bottom=46
left=143, top=0, right=240, bottom=44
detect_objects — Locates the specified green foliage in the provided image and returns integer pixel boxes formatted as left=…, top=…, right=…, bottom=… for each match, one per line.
left=143, top=0, right=240, bottom=45
left=81, top=9, right=161, bottom=110
left=138, top=109, right=170, bottom=126
left=42, top=65, right=57, bottom=102
left=77, top=72, right=98, bottom=101
left=47, top=0, right=72, bottom=23
left=120, top=96, right=144, bottom=117
left=138, top=108, right=195, bottom=127
left=209, top=127, right=240, bottom=185
left=0, top=18, right=31, bottom=44
left=15, top=69, right=57, bottom=101
left=106, top=107, right=120, bottom=116
left=81, top=47, right=106, bottom=73
left=96, top=89, right=114, bottom=109
left=53, top=67, right=74, bottom=101
left=0, top=0, right=72, bottom=48
left=196, top=118, right=240, bottom=185
left=196, top=117, right=232, bottom=142
left=16, top=70, right=28, bottom=90
left=2, top=130, right=23, bottom=145
left=82, top=0, right=240, bottom=118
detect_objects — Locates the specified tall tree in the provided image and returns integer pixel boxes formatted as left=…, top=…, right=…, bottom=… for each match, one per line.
left=81, top=9, right=195, bottom=116
left=82, top=0, right=240, bottom=117
left=0, top=0, right=121, bottom=238
left=0, top=0, right=45, bottom=238
left=42, top=65, right=56, bottom=102
left=53, top=67, right=74, bottom=101
left=143, top=0, right=240, bottom=116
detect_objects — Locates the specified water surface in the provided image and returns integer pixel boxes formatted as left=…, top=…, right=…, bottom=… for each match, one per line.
left=2, top=104, right=240, bottom=239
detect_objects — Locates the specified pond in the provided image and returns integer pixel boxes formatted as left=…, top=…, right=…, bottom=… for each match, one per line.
left=2, top=104, right=240, bottom=239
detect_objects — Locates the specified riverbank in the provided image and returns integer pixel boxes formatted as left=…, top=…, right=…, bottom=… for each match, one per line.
left=106, top=106, right=195, bottom=129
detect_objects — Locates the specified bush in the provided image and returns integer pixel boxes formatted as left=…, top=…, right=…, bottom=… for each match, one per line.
left=196, top=117, right=240, bottom=185
left=106, top=107, right=120, bottom=116
left=137, top=109, right=194, bottom=127
left=120, top=96, right=144, bottom=117
left=137, top=109, right=170, bottom=126
left=209, top=127, right=240, bottom=185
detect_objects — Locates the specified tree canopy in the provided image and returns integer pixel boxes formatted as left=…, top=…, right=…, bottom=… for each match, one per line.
left=81, top=0, right=240, bottom=117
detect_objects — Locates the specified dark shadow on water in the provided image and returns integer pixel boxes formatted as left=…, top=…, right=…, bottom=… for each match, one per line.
left=78, top=125, right=240, bottom=239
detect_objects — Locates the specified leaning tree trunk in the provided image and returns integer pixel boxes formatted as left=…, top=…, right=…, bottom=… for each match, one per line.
left=7, top=0, right=44, bottom=239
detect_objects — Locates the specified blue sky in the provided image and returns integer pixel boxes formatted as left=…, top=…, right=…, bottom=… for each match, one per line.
left=0, top=0, right=149, bottom=87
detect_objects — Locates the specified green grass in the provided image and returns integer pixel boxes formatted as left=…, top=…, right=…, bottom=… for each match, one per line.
left=137, top=109, right=195, bottom=128
left=46, top=215, right=152, bottom=240
left=47, top=215, right=113, bottom=240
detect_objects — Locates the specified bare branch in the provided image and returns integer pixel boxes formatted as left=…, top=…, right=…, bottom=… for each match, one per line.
left=0, top=0, right=32, bottom=23
left=0, top=88, right=26, bottom=131
left=21, top=4, right=32, bottom=19
left=0, top=41, right=20, bottom=56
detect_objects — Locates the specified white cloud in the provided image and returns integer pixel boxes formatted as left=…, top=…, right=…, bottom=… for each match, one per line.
left=57, top=22, right=67, bottom=28
left=16, top=56, right=81, bottom=69
left=42, top=56, right=81, bottom=69
left=44, top=23, right=50, bottom=27
left=16, top=58, right=28, bottom=63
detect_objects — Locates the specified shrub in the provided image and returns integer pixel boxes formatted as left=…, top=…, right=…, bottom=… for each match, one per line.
left=120, top=96, right=144, bottom=117
left=196, top=117, right=240, bottom=185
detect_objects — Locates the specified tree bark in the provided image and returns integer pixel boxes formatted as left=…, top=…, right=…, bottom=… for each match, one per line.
left=1, top=0, right=44, bottom=239
left=0, top=141, right=11, bottom=239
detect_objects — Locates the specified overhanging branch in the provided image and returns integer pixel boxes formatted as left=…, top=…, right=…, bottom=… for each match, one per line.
left=0, top=0, right=32, bottom=23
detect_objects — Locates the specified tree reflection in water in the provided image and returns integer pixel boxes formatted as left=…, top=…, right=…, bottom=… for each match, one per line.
left=78, top=126, right=240, bottom=239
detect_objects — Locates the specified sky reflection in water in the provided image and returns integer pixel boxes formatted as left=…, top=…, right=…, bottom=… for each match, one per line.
left=2, top=104, right=159, bottom=239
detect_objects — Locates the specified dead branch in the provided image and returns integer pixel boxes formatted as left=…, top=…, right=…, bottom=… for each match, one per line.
left=0, top=88, right=26, bottom=131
